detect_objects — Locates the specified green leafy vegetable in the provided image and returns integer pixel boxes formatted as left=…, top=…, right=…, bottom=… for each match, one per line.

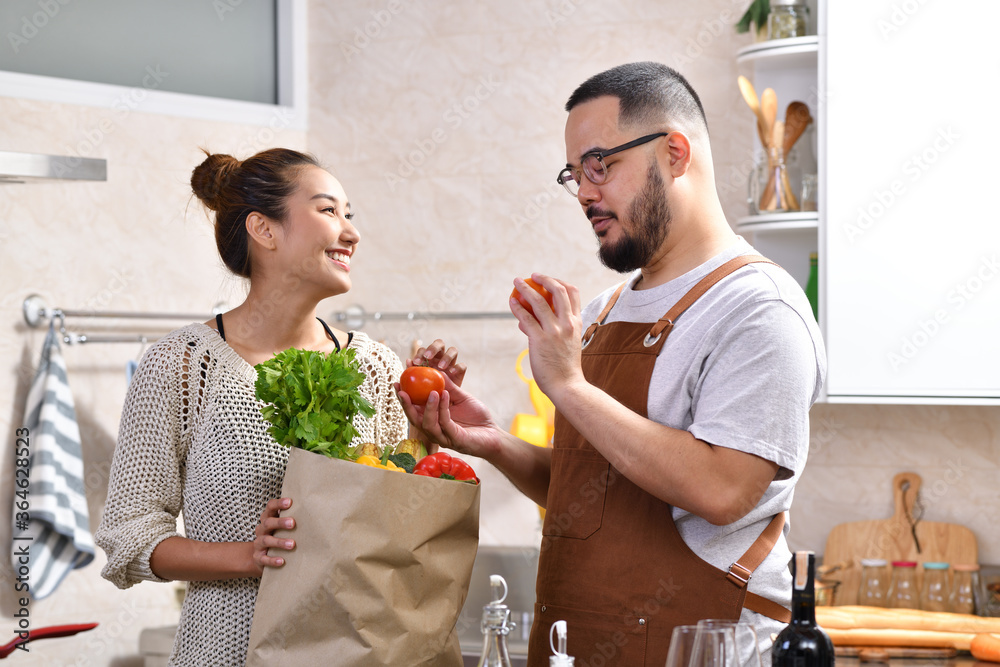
left=254, top=347, right=375, bottom=460
left=736, top=0, right=770, bottom=34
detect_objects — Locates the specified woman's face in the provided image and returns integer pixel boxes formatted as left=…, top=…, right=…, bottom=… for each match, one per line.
left=271, top=165, right=360, bottom=298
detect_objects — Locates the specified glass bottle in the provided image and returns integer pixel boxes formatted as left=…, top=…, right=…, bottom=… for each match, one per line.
left=768, top=0, right=810, bottom=40
left=858, top=558, right=890, bottom=607
left=772, top=551, right=835, bottom=667
left=800, top=173, right=818, bottom=212
left=549, top=620, right=575, bottom=666
left=805, top=253, right=819, bottom=322
left=889, top=561, right=920, bottom=609
left=951, top=564, right=979, bottom=615
left=477, top=574, right=514, bottom=667
left=921, top=562, right=951, bottom=612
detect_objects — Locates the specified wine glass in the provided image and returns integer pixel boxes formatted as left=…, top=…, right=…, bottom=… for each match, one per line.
left=665, top=625, right=738, bottom=667
left=696, top=620, right=764, bottom=667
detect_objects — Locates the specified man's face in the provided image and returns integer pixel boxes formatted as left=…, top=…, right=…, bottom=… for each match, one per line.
left=564, top=96, right=671, bottom=273
left=597, top=161, right=671, bottom=273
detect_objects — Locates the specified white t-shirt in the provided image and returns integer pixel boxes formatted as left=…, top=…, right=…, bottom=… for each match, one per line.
left=580, top=237, right=827, bottom=653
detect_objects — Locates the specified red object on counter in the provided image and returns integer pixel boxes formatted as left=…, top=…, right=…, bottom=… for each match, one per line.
left=0, top=623, right=99, bottom=658
left=412, top=452, right=479, bottom=484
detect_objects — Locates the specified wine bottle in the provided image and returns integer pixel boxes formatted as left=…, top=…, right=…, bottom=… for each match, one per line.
left=805, top=253, right=819, bottom=322
left=772, top=551, right=835, bottom=667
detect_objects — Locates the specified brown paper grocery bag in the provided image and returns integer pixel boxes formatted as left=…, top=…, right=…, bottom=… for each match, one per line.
left=246, top=447, right=480, bottom=666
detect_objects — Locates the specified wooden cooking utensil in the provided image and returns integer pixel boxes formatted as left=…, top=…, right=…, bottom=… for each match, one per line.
left=756, top=88, right=780, bottom=211
left=759, top=87, right=777, bottom=149
left=737, top=75, right=770, bottom=150
left=777, top=101, right=812, bottom=212
left=822, top=472, right=979, bottom=606
left=782, top=101, right=813, bottom=158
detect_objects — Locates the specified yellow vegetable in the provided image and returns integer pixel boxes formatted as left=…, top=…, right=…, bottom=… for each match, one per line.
left=355, top=455, right=404, bottom=472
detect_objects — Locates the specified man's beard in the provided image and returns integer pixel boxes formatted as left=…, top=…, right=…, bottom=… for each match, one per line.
left=595, top=162, right=671, bottom=274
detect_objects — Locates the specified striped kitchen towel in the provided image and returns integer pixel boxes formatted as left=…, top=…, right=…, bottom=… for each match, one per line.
left=11, top=323, right=94, bottom=599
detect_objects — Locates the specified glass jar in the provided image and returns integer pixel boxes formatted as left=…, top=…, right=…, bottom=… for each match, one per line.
left=767, top=0, right=810, bottom=40
left=921, top=562, right=951, bottom=612
left=951, top=564, right=979, bottom=615
left=858, top=558, right=890, bottom=608
left=800, top=173, right=818, bottom=212
left=889, top=561, right=920, bottom=609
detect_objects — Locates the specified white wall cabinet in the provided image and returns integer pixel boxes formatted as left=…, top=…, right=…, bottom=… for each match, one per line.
left=824, top=0, right=1000, bottom=403
left=738, top=1, right=1000, bottom=404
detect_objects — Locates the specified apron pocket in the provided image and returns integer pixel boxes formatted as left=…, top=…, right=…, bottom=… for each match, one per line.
left=530, top=602, right=647, bottom=667
left=542, top=449, right=611, bottom=540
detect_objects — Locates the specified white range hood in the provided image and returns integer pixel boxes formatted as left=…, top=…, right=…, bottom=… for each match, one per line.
left=0, top=150, right=106, bottom=183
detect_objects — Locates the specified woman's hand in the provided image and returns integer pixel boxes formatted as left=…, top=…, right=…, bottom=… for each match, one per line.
left=407, top=339, right=466, bottom=386
left=251, top=497, right=295, bottom=576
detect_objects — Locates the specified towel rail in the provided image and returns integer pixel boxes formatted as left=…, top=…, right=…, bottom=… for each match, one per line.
left=22, top=295, right=218, bottom=328
left=22, top=295, right=516, bottom=335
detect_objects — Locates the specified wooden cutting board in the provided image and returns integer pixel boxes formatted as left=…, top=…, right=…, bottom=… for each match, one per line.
left=822, top=472, right=978, bottom=605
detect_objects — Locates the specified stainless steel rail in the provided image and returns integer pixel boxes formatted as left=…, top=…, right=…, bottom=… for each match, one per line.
left=22, top=295, right=515, bottom=344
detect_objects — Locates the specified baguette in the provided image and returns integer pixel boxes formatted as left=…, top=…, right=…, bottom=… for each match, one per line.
left=816, top=605, right=1000, bottom=634
left=824, top=628, right=973, bottom=650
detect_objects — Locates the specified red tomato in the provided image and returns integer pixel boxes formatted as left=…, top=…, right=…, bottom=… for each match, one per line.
left=400, top=366, right=446, bottom=405
left=510, top=278, right=554, bottom=318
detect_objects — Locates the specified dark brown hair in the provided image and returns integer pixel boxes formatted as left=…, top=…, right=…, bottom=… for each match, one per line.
left=190, top=148, right=321, bottom=278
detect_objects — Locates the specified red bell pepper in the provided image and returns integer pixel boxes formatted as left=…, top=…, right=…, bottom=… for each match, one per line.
left=412, top=452, right=479, bottom=484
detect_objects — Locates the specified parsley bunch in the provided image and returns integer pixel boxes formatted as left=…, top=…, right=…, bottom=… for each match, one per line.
left=254, top=347, right=375, bottom=460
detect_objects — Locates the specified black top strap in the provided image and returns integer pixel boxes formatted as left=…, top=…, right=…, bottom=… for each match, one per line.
left=317, top=318, right=353, bottom=351
left=214, top=313, right=351, bottom=350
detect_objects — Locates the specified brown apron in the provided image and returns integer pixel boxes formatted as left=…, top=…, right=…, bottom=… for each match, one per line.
left=527, top=255, right=791, bottom=666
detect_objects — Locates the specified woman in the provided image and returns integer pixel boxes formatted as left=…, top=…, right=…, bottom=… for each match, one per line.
left=95, top=148, right=463, bottom=666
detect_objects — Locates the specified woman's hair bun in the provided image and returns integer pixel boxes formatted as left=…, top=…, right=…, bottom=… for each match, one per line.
left=190, top=151, right=241, bottom=212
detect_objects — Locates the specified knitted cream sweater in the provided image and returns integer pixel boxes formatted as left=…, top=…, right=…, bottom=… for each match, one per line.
left=95, top=323, right=407, bottom=666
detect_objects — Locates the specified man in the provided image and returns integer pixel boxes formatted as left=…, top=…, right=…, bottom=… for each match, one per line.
left=399, top=62, right=826, bottom=666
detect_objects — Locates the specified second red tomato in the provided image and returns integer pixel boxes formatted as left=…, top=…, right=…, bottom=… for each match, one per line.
left=510, top=278, right=554, bottom=318
left=400, top=366, right=446, bottom=404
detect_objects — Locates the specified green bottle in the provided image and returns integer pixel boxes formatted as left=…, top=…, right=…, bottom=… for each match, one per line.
left=805, top=253, right=819, bottom=321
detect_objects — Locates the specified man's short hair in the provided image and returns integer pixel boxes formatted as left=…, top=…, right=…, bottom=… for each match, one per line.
left=565, top=62, right=708, bottom=135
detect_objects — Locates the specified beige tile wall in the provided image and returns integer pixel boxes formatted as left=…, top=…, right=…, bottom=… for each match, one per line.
left=0, top=1, right=997, bottom=663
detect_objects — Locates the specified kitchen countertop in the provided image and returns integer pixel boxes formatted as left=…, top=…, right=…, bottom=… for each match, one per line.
left=836, top=656, right=990, bottom=667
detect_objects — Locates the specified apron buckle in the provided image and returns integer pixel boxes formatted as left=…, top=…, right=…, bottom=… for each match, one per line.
left=642, top=332, right=662, bottom=348
left=726, top=562, right=753, bottom=587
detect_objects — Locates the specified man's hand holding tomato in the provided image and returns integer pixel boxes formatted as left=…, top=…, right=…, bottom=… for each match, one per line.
left=509, top=273, right=586, bottom=406
left=395, top=363, right=508, bottom=463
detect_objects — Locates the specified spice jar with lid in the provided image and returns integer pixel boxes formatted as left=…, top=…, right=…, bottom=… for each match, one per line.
left=951, top=564, right=980, bottom=615
left=921, top=562, right=951, bottom=612
left=858, top=559, right=890, bottom=607
left=889, top=561, right=920, bottom=609
left=767, top=0, right=810, bottom=40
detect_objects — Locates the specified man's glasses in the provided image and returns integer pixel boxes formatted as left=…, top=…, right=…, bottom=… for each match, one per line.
left=557, top=132, right=670, bottom=196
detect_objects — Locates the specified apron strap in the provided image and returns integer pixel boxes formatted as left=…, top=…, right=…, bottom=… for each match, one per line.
left=745, top=591, right=792, bottom=624
left=647, top=254, right=776, bottom=342
left=726, top=512, right=792, bottom=623
left=581, top=282, right=627, bottom=346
